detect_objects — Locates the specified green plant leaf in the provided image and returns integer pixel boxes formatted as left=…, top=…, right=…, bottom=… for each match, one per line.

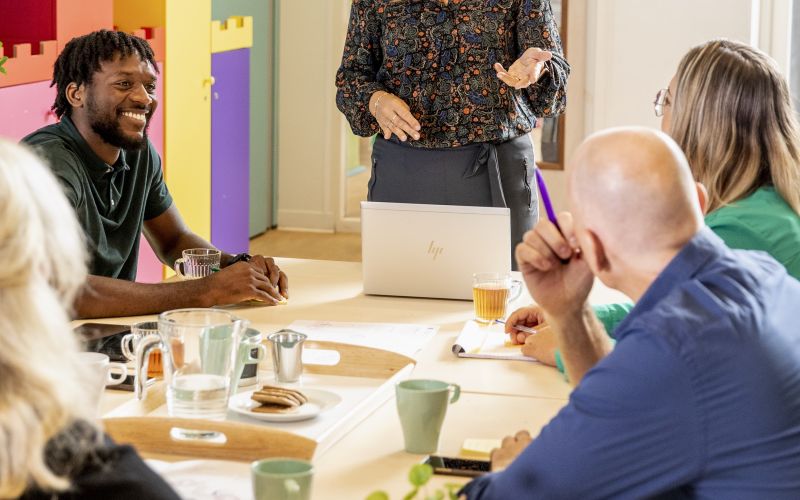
left=408, top=463, right=433, bottom=487
left=425, top=491, right=445, bottom=500
left=402, top=487, right=419, bottom=500
left=445, top=483, right=462, bottom=500
left=366, top=492, right=391, bottom=500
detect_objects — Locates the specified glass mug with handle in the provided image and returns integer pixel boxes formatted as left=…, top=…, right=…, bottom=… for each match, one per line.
left=174, top=248, right=221, bottom=280
left=472, top=272, right=523, bottom=323
left=120, top=321, right=163, bottom=377
left=135, top=308, right=248, bottom=440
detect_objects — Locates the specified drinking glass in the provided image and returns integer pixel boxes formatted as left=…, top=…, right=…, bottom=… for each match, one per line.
left=121, top=321, right=162, bottom=377
left=472, top=272, right=522, bottom=323
left=174, top=248, right=221, bottom=280
left=135, top=308, right=248, bottom=440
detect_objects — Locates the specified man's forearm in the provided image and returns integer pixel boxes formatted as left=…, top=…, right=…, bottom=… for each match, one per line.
left=74, top=275, right=217, bottom=319
left=547, top=303, right=613, bottom=385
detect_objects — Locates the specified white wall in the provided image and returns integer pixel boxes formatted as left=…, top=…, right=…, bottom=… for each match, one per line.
left=542, top=0, right=794, bottom=213
left=276, top=0, right=343, bottom=231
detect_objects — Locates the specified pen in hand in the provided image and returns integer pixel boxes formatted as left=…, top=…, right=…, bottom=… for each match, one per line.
left=494, top=319, right=540, bottom=335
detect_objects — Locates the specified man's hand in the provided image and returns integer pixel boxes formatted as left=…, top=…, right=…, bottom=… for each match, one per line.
left=202, top=262, right=282, bottom=305
left=249, top=254, right=289, bottom=299
left=494, top=48, right=552, bottom=89
left=368, top=91, right=421, bottom=142
left=505, top=306, right=547, bottom=345
left=491, top=430, right=532, bottom=472
left=515, top=212, right=594, bottom=318
left=521, top=327, right=558, bottom=366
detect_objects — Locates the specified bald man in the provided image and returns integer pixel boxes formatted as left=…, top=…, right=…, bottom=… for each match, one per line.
left=460, top=128, right=800, bottom=499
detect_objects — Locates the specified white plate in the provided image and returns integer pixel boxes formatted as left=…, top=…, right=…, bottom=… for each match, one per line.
left=228, top=388, right=342, bottom=423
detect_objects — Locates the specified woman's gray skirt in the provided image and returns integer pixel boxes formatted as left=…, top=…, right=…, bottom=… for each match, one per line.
left=369, top=134, right=540, bottom=270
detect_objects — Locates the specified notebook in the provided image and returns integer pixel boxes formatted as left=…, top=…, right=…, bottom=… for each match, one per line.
left=452, top=320, right=539, bottom=362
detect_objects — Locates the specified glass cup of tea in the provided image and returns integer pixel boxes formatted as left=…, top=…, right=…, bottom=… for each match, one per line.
left=173, top=248, right=221, bottom=280
left=121, top=321, right=163, bottom=378
left=472, top=272, right=523, bottom=323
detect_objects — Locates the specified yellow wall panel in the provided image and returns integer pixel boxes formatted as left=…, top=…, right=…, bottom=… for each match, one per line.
left=165, top=0, right=212, bottom=239
left=113, top=0, right=212, bottom=240
left=211, top=16, right=254, bottom=53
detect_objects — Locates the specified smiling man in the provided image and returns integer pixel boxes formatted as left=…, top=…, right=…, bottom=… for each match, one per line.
left=23, top=30, right=288, bottom=318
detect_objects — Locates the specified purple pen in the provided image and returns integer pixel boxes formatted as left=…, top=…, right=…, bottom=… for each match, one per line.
left=534, top=167, right=561, bottom=232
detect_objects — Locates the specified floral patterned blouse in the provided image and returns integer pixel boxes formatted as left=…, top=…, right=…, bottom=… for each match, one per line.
left=335, top=0, right=570, bottom=148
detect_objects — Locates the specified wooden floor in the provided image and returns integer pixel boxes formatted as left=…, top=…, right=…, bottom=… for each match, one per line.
left=249, top=229, right=362, bottom=262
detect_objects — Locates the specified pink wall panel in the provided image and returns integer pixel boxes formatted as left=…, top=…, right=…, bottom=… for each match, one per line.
left=136, top=237, right=163, bottom=283
left=136, top=61, right=165, bottom=283
left=0, top=81, right=58, bottom=141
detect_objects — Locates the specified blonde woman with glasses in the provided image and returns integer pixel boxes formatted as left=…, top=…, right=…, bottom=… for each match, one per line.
left=508, top=39, right=800, bottom=368
left=0, top=140, right=179, bottom=499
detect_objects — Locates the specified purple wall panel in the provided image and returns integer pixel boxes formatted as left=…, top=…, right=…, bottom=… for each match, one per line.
left=211, top=48, right=250, bottom=254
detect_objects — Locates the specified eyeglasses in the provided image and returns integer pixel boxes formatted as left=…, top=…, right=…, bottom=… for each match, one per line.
left=653, top=88, right=671, bottom=117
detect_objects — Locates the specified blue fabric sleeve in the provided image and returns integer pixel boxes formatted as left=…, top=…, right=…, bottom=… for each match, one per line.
left=461, top=332, right=702, bottom=499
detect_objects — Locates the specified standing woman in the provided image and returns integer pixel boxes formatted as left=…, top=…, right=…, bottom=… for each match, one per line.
left=336, top=0, right=569, bottom=268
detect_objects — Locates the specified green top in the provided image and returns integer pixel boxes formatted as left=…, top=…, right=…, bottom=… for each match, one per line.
left=555, top=187, right=800, bottom=372
left=23, top=116, right=173, bottom=281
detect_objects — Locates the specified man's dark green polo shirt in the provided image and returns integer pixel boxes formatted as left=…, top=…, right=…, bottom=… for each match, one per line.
left=23, top=116, right=173, bottom=281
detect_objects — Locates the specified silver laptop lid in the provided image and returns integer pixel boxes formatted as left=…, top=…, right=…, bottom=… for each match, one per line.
left=361, top=202, right=511, bottom=300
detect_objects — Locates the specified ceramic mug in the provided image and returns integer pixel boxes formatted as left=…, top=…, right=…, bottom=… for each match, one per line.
left=251, top=458, right=313, bottom=500
left=396, top=379, right=461, bottom=454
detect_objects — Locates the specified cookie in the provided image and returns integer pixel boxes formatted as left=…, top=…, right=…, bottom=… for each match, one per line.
left=252, top=392, right=302, bottom=407
left=252, top=403, right=299, bottom=414
left=259, top=385, right=308, bottom=404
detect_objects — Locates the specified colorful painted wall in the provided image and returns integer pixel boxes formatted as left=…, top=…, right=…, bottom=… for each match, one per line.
left=0, top=0, right=255, bottom=282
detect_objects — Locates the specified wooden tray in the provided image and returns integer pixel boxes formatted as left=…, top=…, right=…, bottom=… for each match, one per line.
left=103, top=340, right=415, bottom=462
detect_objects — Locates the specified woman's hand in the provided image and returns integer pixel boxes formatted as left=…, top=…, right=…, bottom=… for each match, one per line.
left=369, top=91, right=421, bottom=141
left=494, top=47, right=553, bottom=89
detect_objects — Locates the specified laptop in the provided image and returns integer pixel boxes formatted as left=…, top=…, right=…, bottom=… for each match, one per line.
left=361, top=202, right=511, bottom=300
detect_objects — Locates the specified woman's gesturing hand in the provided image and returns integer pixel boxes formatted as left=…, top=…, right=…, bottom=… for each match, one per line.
left=494, top=47, right=553, bottom=89
left=369, top=91, right=421, bottom=141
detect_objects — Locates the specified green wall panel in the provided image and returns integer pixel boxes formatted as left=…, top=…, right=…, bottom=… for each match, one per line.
left=213, top=0, right=275, bottom=236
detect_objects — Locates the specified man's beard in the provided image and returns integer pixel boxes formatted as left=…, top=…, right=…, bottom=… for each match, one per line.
left=86, top=95, right=150, bottom=151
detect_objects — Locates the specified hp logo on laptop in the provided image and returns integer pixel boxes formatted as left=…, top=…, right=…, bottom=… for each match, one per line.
left=427, top=241, right=444, bottom=260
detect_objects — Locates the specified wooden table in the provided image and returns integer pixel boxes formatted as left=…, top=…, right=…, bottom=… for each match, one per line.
left=95, top=258, right=629, bottom=498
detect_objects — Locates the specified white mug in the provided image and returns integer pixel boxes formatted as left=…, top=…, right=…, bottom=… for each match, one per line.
left=77, top=352, right=127, bottom=414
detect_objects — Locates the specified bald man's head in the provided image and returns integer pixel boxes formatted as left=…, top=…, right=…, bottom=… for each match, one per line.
left=567, top=127, right=703, bottom=276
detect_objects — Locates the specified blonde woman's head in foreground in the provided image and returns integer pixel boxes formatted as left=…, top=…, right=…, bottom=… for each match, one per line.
left=664, top=38, right=800, bottom=215
left=0, top=139, right=97, bottom=497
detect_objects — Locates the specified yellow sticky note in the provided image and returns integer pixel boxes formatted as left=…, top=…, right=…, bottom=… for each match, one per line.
left=461, top=438, right=503, bottom=459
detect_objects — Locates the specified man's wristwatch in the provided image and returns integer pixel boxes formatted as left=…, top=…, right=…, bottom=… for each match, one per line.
left=228, top=252, right=252, bottom=265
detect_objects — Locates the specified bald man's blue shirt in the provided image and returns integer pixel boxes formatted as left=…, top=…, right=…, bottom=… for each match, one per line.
left=461, top=229, right=800, bottom=499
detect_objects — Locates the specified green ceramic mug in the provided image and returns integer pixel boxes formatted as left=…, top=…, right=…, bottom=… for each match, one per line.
left=396, top=379, right=461, bottom=454
left=251, top=458, right=313, bottom=500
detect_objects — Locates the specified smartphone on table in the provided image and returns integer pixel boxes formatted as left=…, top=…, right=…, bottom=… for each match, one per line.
left=74, top=322, right=131, bottom=362
left=423, top=455, right=491, bottom=478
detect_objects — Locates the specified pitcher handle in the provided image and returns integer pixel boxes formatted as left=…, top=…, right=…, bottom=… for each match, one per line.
left=135, top=335, right=162, bottom=400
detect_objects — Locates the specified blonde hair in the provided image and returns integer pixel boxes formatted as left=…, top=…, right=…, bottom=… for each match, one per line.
left=0, top=139, right=98, bottom=497
left=669, top=39, right=800, bottom=214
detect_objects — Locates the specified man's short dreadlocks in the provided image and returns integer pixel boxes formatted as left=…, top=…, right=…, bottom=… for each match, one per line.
left=51, top=29, right=159, bottom=118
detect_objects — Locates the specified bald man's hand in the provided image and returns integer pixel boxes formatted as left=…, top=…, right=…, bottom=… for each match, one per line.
left=515, top=213, right=595, bottom=318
